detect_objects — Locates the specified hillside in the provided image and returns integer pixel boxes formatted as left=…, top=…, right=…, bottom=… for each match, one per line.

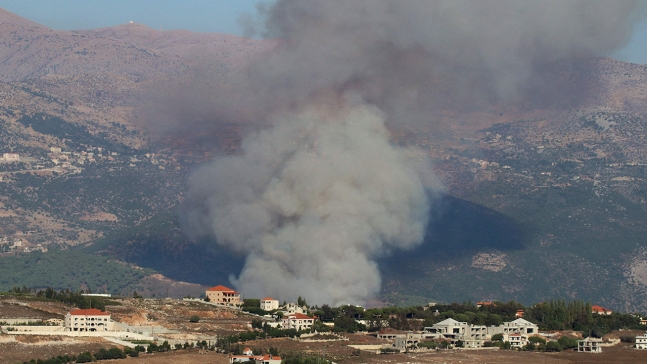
left=1, top=9, right=647, bottom=311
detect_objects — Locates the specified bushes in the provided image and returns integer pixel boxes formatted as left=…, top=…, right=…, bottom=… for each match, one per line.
left=558, top=336, right=579, bottom=349
left=189, top=315, right=200, bottom=323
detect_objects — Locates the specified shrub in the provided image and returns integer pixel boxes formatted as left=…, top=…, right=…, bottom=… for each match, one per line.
left=528, top=336, right=546, bottom=345
left=558, top=336, right=578, bottom=349
left=189, top=315, right=200, bottom=323
left=545, top=341, right=562, bottom=352
left=491, top=333, right=503, bottom=341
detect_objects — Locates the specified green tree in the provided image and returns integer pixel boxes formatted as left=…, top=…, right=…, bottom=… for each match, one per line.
left=491, top=333, right=503, bottom=341
left=558, top=336, right=578, bottom=349
left=545, top=341, right=562, bottom=352
left=189, top=315, right=200, bottom=323
left=528, top=336, right=546, bottom=345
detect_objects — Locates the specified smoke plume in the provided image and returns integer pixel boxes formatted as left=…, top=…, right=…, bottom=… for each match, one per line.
left=182, top=1, right=646, bottom=304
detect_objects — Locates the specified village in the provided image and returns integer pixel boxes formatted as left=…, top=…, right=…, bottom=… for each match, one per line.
left=2, top=284, right=647, bottom=364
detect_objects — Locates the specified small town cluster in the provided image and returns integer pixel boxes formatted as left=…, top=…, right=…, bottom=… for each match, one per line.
left=3, top=285, right=647, bottom=364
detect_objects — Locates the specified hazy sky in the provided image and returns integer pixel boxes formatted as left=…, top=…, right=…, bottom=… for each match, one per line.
left=1, top=0, right=646, bottom=64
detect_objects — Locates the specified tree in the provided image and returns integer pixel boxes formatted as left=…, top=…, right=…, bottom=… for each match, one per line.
left=76, top=352, right=93, bottom=363
left=491, top=333, right=503, bottom=341
left=545, top=341, right=562, bottom=352
left=558, top=336, right=578, bottom=349
left=528, top=336, right=546, bottom=345
left=189, top=315, right=200, bottom=323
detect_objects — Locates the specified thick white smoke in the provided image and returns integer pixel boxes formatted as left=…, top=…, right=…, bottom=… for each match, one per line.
left=185, top=103, right=430, bottom=305
left=178, top=1, right=647, bottom=305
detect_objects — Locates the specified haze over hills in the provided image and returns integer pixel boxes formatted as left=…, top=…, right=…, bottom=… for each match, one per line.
left=1, top=7, right=647, bottom=310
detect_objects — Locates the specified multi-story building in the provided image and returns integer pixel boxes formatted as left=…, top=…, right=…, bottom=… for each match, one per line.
left=636, top=332, right=647, bottom=349
left=423, top=317, right=539, bottom=347
left=578, top=337, right=602, bottom=353
left=281, top=313, right=314, bottom=331
left=206, top=285, right=241, bottom=306
left=64, top=308, right=111, bottom=332
left=260, top=297, right=279, bottom=311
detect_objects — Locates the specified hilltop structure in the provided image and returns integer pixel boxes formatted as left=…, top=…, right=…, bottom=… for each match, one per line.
left=260, top=297, right=279, bottom=311
left=64, top=308, right=111, bottom=332
left=205, top=285, right=241, bottom=306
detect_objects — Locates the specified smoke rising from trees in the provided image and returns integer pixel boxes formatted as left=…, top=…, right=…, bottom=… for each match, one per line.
left=182, top=0, right=646, bottom=304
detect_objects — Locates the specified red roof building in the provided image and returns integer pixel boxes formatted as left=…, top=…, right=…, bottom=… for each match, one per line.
left=281, top=313, right=314, bottom=331
left=206, top=285, right=241, bottom=306
left=65, top=309, right=111, bottom=332
left=591, top=305, right=612, bottom=315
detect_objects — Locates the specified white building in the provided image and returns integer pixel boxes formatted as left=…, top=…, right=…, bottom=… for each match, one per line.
left=504, top=333, right=528, bottom=348
left=282, top=302, right=306, bottom=314
left=65, top=308, right=111, bottom=332
left=260, top=297, right=279, bottom=311
left=2, top=153, right=19, bottom=161
left=423, top=317, right=538, bottom=347
left=281, top=313, right=314, bottom=331
left=578, top=337, right=602, bottom=353
left=636, top=332, right=647, bottom=349
left=494, top=318, right=538, bottom=335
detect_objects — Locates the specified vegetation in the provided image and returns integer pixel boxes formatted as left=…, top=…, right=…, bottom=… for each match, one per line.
left=21, top=346, right=138, bottom=364
left=0, top=250, right=154, bottom=294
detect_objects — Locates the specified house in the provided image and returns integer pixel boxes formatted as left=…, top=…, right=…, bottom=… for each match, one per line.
left=476, top=301, right=495, bottom=308
left=494, top=318, right=538, bottom=335
left=281, top=313, right=314, bottom=331
left=377, top=328, right=407, bottom=340
left=636, top=332, right=647, bottom=349
left=393, top=332, right=420, bottom=351
left=578, top=337, right=602, bottom=353
left=423, top=317, right=538, bottom=347
left=504, top=333, right=528, bottom=348
left=206, top=285, right=241, bottom=306
left=229, top=347, right=256, bottom=363
left=254, top=354, right=281, bottom=364
left=229, top=353, right=281, bottom=364
left=423, top=318, right=469, bottom=341
left=282, top=302, right=306, bottom=314
left=591, top=305, right=612, bottom=315
left=64, top=308, right=111, bottom=332
left=260, top=297, right=279, bottom=311
left=422, top=318, right=487, bottom=345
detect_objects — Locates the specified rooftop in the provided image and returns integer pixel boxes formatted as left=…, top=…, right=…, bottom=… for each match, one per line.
left=206, top=285, right=239, bottom=293
left=68, top=308, right=110, bottom=316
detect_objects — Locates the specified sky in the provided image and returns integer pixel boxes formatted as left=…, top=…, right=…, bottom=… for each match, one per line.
left=0, top=0, right=646, bottom=64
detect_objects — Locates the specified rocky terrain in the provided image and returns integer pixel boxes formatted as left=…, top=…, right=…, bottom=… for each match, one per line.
left=1, top=7, right=647, bottom=311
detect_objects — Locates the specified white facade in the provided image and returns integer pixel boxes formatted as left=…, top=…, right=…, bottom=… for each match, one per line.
left=281, top=313, right=314, bottom=331
left=636, top=333, right=647, bottom=349
left=260, top=297, right=279, bottom=311
left=504, top=333, right=528, bottom=348
left=578, top=337, right=602, bottom=353
left=423, top=317, right=539, bottom=347
left=65, top=309, right=111, bottom=332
